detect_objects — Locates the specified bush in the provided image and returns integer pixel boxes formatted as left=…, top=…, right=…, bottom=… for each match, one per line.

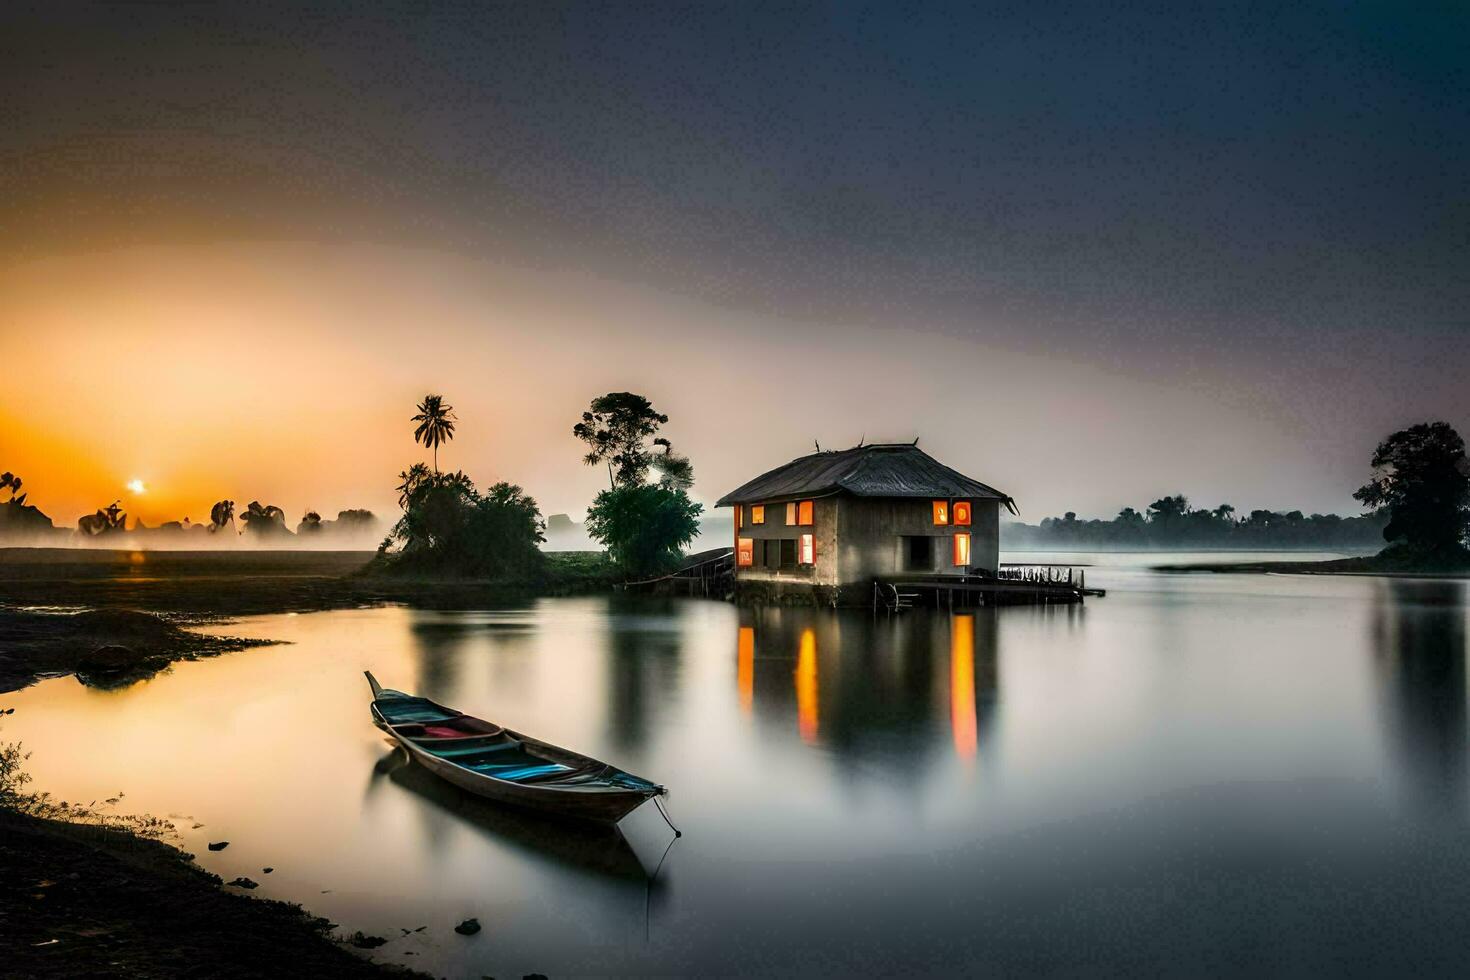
left=379, top=472, right=546, bottom=579
left=584, top=484, right=702, bottom=579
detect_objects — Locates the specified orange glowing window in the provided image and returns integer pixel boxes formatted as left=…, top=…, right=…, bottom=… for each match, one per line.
left=797, top=500, right=814, bottom=526
left=736, top=505, right=743, bottom=529
left=933, top=500, right=950, bottom=525
left=751, top=504, right=765, bottom=525
left=786, top=501, right=797, bottom=525
left=799, top=533, right=815, bottom=565
left=953, top=501, right=972, bottom=526
left=953, top=532, right=971, bottom=567
left=737, top=537, right=755, bottom=567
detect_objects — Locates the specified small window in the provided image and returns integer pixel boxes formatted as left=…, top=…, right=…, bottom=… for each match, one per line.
left=797, top=500, right=814, bottom=526
left=953, top=532, right=971, bottom=567
left=932, top=500, right=949, bottom=525
left=786, top=502, right=797, bottom=526
left=751, top=504, right=765, bottom=525
left=800, top=533, right=815, bottom=565
left=737, top=537, right=754, bottom=567
left=736, top=504, right=742, bottom=530
left=953, top=501, right=972, bottom=526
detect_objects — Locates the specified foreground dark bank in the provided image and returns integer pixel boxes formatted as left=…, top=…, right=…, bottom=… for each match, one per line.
left=0, top=812, right=421, bottom=979
left=0, top=548, right=613, bottom=693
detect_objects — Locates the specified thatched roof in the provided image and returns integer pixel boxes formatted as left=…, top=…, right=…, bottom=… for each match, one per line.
left=716, top=443, right=1013, bottom=509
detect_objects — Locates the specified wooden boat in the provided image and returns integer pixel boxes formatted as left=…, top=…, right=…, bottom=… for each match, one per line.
left=365, top=672, right=665, bottom=825
left=374, top=746, right=649, bottom=881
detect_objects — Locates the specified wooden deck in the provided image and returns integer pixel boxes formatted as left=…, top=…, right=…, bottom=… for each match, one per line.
left=624, top=553, right=1105, bottom=608
left=877, top=565, right=1104, bottom=610
left=620, top=548, right=735, bottom=598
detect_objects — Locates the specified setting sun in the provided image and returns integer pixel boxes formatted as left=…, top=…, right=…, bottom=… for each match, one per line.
left=126, top=479, right=146, bottom=495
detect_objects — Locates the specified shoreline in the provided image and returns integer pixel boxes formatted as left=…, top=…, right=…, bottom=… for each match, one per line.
left=1153, top=555, right=1470, bottom=578
left=0, top=548, right=617, bottom=693
left=0, top=809, right=423, bottom=978
left=0, top=547, right=532, bottom=976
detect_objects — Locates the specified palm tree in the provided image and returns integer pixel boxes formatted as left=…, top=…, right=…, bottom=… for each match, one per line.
left=412, top=394, right=457, bottom=475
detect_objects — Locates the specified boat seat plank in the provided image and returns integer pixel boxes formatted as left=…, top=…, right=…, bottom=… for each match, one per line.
left=469, top=762, right=571, bottom=782
left=425, top=738, right=522, bottom=759
left=377, top=702, right=460, bottom=724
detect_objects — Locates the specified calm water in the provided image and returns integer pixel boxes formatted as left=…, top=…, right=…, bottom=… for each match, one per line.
left=6, top=554, right=1470, bottom=977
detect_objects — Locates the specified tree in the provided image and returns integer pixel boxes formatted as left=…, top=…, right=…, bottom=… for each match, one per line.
left=209, top=499, right=236, bottom=534
left=0, top=472, right=24, bottom=506
left=651, top=437, right=694, bottom=491
left=395, top=463, right=433, bottom=509
left=1148, top=495, right=1189, bottom=522
left=78, top=501, right=126, bottom=536
left=573, top=391, right=703, bottom=575
left=584, top=483, right=703, bottom=578
left=1353, top=421, right=1470, bottom=554
left=297, top=511, right=323, bottom=534
left=573, top=392, right=669, bottom=488
left=380, top=473, right=545, bottom=579
left=412, top=394, right=457, bottom=474
left=239, top=501, right=290, bottom=538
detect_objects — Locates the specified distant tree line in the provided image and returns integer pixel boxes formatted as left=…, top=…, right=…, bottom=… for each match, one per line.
left=1004, top=495, right=1388, bottom=550
left=0, top=468, right=378, bottom=546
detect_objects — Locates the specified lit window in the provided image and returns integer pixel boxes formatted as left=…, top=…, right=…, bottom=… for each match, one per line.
left=786, top=502, right=797, bottom=525
left=797, top=500, right=814, bottom=526
left=933, top=500, right=950, bottom=525
left=737, top=537, right=754, bottom=567
left=799, top=533, right=815, bottom=565
left=953, top=501, right=972, bottom=526
left=736, top=505, right=742, bottom=529
left=953, top=532, right=971, bottom=567
left=751, top=504, right=765, bottom=525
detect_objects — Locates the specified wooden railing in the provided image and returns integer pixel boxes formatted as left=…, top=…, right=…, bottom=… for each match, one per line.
left=996, top=563, right=1088, bottom=592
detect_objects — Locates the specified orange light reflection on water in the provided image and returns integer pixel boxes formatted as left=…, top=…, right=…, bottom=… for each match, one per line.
left=796, top=627, right=819, bottom=743
left=737, top=626, right=755, bottom=717
left=950, top=615, right=978, bottom=762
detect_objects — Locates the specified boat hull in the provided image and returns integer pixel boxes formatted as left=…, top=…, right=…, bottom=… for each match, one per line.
left=369, top=697, right=658, bottom=824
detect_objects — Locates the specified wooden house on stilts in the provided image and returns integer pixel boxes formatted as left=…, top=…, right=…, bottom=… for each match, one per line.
left=716, top=442, right=1033, bottom=606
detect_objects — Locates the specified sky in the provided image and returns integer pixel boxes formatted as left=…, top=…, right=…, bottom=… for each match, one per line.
left=1, top=1, right=1466, bottom=528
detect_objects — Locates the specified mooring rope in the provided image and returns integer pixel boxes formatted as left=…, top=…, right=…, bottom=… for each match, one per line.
left=653, top=792, right=682, bottom=838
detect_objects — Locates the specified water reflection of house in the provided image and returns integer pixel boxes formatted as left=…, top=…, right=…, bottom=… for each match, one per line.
left=736, top=609, right=998, bottom=769
left=717, top=443, right=1015, bottom=604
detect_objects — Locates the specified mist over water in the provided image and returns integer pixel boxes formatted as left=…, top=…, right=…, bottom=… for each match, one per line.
left=6, top=555, right=1470, bottom=976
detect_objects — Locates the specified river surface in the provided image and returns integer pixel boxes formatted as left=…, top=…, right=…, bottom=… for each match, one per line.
left=5, top=553, right=1470, bottom=977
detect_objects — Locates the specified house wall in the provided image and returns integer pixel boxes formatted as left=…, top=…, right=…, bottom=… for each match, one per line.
left=733, top=497, right=840, bottom=588
left=834, top=497, right=999, bottom=582
left=732, top=495, right=1000, bottom=597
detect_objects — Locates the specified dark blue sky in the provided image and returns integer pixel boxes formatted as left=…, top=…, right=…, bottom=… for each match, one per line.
left=2, top=1, right=1466, bottom=515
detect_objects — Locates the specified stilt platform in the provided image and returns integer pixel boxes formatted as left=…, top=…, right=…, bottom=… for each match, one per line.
left=876, top=565, right=1103, bottom=610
